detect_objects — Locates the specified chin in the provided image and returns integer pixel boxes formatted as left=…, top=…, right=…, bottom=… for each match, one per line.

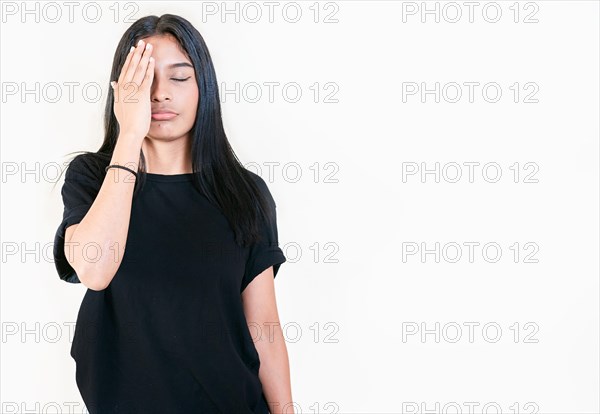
left=147, top=131, right=178, bottom=141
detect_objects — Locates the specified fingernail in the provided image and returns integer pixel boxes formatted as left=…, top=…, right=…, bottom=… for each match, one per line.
left=138, top=39, right=143, bottom=46
left=129, top=46, right=135, bottom=53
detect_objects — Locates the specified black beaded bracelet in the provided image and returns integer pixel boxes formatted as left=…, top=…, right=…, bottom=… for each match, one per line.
left=105, top=164, right=138, bottom=179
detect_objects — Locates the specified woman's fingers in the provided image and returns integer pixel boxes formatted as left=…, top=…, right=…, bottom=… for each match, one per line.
left=123, top=39, right=146, bottom=87
left=110, top=38, right=155, bottom=139
left=117, top=45, right=136, bottom=86
left=132, top=42, right=153, bottom=87
left=141, top=56, right=155, bottom=90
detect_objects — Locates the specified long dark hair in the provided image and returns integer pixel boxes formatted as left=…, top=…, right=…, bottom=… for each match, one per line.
left=56, top=14, right=273, bottom=248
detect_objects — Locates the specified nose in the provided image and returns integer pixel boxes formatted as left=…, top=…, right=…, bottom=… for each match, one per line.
left=151, top=76, right=171, bottom=102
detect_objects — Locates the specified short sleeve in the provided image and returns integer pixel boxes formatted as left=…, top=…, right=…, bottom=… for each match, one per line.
left=240, top=175, right=286, bottom=293
left=53, top=154, right=105, bottom=284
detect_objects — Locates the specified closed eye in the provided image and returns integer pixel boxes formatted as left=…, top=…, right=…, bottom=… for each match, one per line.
left=171, top=77, right=191, bottom=82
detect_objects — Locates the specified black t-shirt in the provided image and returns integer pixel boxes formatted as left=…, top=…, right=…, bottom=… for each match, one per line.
left=53, top=153, right=287, bottom=414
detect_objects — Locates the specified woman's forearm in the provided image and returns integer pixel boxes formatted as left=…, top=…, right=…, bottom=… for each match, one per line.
left=256, top=323, right=295, bottom=414
left=66, top=135, right=142, bottom=290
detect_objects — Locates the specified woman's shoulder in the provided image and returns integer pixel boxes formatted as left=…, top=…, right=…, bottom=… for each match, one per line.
left=243, top=169, right=277, bottom=208
left=244, top=169, right=267, bottom=188
left=66, top=152, right=111, bottom=182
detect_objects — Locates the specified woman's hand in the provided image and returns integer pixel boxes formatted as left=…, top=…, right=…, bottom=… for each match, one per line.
left=110, top=39, right=155, bottom=143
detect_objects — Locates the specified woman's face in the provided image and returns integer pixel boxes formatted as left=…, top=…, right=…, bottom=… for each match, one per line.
left=144, top=34, right=199, bottom=141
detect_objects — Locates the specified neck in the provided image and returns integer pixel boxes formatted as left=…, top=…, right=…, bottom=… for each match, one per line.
left=141, top=134, right=193, bottom=174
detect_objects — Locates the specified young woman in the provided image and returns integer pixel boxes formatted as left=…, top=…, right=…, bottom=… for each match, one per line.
left=53, top=14, right=293, bottom=414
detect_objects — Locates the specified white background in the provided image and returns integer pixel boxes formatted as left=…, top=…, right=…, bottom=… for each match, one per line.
left=1, top=1, right=599, bottom=413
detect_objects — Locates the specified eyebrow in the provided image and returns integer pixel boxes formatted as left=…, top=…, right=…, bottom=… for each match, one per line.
left=168, top=62, right=194, bottom=69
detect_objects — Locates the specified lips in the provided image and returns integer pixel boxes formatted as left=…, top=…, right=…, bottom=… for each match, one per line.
left=151, top=111, right=177, bottom=121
